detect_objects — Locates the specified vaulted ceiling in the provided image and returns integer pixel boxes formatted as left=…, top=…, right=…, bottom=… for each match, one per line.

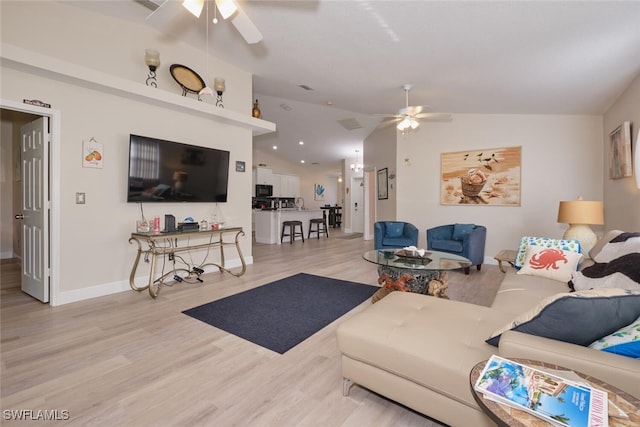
left=69, top=0, right=640, bottom=174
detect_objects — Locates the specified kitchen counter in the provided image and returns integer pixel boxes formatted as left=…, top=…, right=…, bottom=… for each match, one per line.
left=254, top=209, right=324, bottom=244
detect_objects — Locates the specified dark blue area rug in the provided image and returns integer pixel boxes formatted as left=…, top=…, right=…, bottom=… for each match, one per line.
left=182, top=273, right=377, bottom=354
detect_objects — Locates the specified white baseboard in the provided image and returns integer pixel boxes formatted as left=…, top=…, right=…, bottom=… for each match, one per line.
left=1, top=251, right=17, bottom=259
left=54, top=256, right=253, bottom=306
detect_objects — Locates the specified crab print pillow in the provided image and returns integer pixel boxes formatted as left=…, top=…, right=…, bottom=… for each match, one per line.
left=517, top=245, right=583, bottom=283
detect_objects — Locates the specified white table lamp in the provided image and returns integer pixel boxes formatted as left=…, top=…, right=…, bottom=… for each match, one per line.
left=557, top=197, right=604, bottom=257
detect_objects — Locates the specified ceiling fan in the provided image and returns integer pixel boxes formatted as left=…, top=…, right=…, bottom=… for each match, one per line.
left=376, top=84, right=452, bottom=131
left=184, top=0, right=262, bottom=44
left=137, top=0, right=262, bottom=44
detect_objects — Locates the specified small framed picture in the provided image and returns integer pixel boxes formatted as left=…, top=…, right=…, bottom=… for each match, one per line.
left=377, top=168, right=388, bottom=200
left=608, top=122, right=632, bottom=179
left=235, top=160, right=246, bottom=172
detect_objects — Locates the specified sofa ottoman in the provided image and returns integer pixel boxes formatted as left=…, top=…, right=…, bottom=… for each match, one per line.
left=337, top=292, right=512, bottom=426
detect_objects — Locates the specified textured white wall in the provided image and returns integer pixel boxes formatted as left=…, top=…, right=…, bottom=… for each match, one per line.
left=364, top=124, right=397, bottom=221
left=603, top=73, right=640, bottom=232
left=365, top=114, right=604, bottom=259
left=1, top=2, right=257, bottom=298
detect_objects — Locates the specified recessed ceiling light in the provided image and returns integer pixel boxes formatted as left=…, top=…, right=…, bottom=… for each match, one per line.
left=300, top=160, right=305, bottom=164
left=299, top=141, right=304, bottom=145
left=272, top=146, right=278, bottom=150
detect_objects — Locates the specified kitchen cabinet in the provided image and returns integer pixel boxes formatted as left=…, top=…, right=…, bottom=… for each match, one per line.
left=253, top=168, right=299, bottom=197
left=274, top=174, right=300, bottom=197
left=254, top=167, right=274, bottom=185
left=253, top=167, right=274, bottom=196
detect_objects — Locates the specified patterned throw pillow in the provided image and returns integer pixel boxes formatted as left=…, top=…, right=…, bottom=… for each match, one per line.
left=517, top=245, right=582, bottom=282
left=514, top=236, right=581, bottom=269
left=589, top=315, right=640, bottom=358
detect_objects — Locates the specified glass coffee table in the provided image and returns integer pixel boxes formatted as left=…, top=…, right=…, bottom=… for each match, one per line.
left=363, top=249, right=472, bottom=302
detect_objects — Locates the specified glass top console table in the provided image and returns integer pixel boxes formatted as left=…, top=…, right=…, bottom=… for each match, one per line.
left=362, top=249, right=472, bottom=301
left=129, top=227, right=246, bottom=298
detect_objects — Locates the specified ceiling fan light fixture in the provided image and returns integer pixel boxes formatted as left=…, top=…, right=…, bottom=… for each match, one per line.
left=216, top=0, right=238, bottom=19
left=182, top=0, right=204, bottom=17
left=396, top=116, right=419, bottom=131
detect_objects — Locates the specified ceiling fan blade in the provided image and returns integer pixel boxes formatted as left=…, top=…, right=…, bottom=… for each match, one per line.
left=376, top=117, right=401, bottom=128
left=230, top=5, right=263, bottom=44
left=399, top=105, right=432, bottom=115
left=373, top=113, right=402, bottom=119
left=414, top=112, right=453, bottom=122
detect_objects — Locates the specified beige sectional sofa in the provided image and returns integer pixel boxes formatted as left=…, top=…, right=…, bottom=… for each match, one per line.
left=336, top=232, right=640, bottom=427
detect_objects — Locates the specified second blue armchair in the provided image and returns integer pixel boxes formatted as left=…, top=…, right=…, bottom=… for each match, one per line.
left=426, top=224, right=487, bottom=274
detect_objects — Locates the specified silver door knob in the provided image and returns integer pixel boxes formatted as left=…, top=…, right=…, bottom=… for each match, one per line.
left=15, top=214, right=24, bottom=220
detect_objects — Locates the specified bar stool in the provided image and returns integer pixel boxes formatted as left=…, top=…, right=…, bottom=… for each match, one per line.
left=308, top=218, right=329, bottom=239
left=334, top=211, right=342, bottom=228
left=281, top=220, right=305, bottom=244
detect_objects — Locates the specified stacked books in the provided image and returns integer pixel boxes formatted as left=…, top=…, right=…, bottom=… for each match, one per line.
left=474, top=355, right=609, bottom=427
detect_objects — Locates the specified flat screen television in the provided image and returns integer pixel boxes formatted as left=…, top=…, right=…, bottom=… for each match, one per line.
left=126, top=134, right=229, bottom=203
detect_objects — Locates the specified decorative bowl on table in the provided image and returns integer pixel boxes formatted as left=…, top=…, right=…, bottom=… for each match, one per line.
left=395, top=249, right=431, bottom=259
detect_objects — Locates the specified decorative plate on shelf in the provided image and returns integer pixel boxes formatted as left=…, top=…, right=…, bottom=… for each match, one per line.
left=395, top=249, right=431, bottom=259
left=170, top=64, right=205, bottom=96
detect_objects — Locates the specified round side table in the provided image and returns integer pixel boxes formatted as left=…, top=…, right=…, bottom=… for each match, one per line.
left=469, top=358, right=640, bottom=427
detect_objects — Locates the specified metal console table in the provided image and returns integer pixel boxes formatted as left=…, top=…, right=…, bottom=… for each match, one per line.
left=129, top=227, right=246, bottom=298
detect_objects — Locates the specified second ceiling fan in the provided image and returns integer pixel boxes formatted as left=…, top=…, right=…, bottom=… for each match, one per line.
left=376, top=85, right=451, bottom=131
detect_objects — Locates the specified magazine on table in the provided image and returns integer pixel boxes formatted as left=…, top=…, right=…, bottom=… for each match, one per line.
left=474, top=355, right=608, bottom=427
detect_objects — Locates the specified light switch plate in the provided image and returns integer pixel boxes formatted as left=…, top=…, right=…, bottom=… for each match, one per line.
left=75, top=192, right=86, bottom=204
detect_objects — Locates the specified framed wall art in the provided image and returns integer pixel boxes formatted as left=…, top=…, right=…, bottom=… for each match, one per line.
left=314, top=183, right=325, bottom=201
left=441, top=146, right=521, bottom=206
left=608, top=121, right=632, bottom=179
left=235, top=160, right=246, bottom=172
left=82, top=137, right=103, bottom=169
left=377, top=168, right=388, bottom=200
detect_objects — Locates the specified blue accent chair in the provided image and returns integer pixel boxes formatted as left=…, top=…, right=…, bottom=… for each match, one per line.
left=374, top=221, right=419, bottom=250
left=426, top=224, right=487, bottom=274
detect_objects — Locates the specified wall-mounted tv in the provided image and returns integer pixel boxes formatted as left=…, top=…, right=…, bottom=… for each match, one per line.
left=127, top=134, right=230, bottom=203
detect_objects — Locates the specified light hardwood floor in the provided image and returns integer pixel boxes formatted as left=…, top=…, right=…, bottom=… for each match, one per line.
left=1, top=231, right=504, bottom=426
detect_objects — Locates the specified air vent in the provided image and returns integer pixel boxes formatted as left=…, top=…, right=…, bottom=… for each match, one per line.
left=298, top=84, right=314, bottom=91
left=134, top=0, right=164, bottom=12
left=337, top=118, right=363, bottom=131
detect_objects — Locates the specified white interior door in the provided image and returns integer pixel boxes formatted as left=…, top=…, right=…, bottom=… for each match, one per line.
left=351, top=177, right=364, bottom=233
left=19, top=117, right=49, bottom=302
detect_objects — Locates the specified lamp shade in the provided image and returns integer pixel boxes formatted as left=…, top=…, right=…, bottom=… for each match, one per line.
left=557, top=200, right=604, bottom=225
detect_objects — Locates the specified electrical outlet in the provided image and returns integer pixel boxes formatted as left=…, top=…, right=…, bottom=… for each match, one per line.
left=75, top=192, right=86, bottom=204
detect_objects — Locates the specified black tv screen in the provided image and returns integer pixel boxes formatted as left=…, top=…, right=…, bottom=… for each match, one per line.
left=127, top=134, right=229, bottom=203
